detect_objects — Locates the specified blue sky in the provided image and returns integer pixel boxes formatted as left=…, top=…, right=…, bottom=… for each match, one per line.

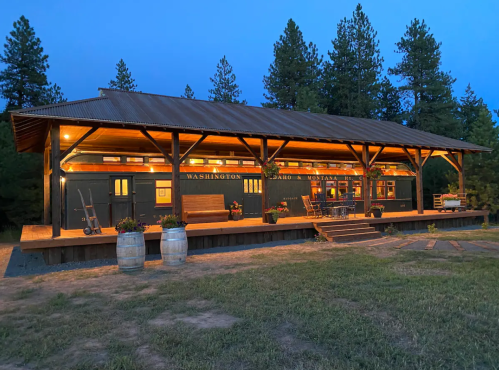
left=1, top=0, right=499, bottom=111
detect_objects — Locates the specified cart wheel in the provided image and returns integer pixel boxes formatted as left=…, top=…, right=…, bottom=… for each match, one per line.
left=437, top=209, right=442, bottom=213
left=452, top=208, right=456, bottom=212
left=83, top=227, right=92, bottom=235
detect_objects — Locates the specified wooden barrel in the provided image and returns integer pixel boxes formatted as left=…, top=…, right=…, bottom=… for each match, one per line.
left=160, top=227, right=188, bottom=266
left=116, top=232, right=145, bottom=271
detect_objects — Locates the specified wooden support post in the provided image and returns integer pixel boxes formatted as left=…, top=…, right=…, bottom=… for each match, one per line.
left=51, top=122, right=61, bottom=237
left=171, top=132, right=181, bottom=217
left=261, top=138, right=269, bottom=223
left=415, top=148, right=424, bottom=214
left=60, top=127, right=98, bottom=163
left=362, top=145, right=370, bottom=216
left=457, top=151, right=465, bottom=194
left=43, top=147, right=50, bottom=225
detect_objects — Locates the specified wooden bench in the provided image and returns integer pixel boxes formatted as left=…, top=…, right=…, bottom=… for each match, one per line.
left=181, top=194, right=230, bottom=224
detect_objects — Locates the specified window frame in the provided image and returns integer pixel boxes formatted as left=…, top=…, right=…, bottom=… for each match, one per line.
left=326, top=180, right=337, bottom=201
left=155, top=180, right=172, bottom=207
left=352, top=180, right=363, bottom=200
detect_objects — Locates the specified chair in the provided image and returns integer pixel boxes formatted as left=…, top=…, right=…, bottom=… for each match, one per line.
left=314, top=193, right=331, bottom=217
left=340, top=192, right=356, bottom=218
left=301, top=195, right=322, bottom=218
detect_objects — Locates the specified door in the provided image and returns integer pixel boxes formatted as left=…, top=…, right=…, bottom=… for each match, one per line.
left=110, top=176, right=133, bottom=226
left=242, top=176, right=262, bottom=218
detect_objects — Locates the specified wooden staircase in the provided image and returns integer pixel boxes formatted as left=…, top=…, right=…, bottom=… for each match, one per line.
left=313, top=221, right=382, bottom=242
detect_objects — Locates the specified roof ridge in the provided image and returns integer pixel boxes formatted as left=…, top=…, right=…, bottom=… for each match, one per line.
left=10, top=96, right=108, bottom=113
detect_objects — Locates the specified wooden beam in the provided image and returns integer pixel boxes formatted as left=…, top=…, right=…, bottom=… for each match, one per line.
left=458, top=151, right=465, bottom=194
left=362, top=145, right=371, bottom=216
left=237, top=136, right=263, bottom=165
left=140, top=129, right=174, bottom=163
left=171, top=132, right=181, bottom=217
left=51, top=122, right=61, bottom=238
left=421, top=149, right=434, bottom=168
left=346, top=144, right=365, bottom=168
left=60, top=127, right=98, bottom=162
left=179, top=134, right=208, bottom=164
left=402, top=147, right=419, bottom=171
left=441, top=150, right=462, bottom=172
left=261, top=138, right=269, bottom=223
left=43, top=147, right=50, bottom=225
left=268, top=139, right=290, bottom=162
left=369, top=146, right=385, bottom=165
left=415, top=149, right=424, bottom=214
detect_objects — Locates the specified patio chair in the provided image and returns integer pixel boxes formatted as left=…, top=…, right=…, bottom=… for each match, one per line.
left=301, top=195, right=322, bottom=218
left=314, top=193, right=332, bottom=217
left=340, top=192, right=356, bottom=218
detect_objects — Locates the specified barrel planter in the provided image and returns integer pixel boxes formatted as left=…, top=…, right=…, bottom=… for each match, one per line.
left=160, top=227, right=188, bottom=266
left=116, top=232, right=145, bottom=272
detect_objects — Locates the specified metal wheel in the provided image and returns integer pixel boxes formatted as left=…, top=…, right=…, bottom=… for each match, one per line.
left=83, top=226, right=92, bottom=235
left=437, top=209, right=442, bottom=213
left=452, top=208, right=456, bottom=212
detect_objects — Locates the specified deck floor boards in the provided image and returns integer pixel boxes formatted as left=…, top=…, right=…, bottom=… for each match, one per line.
left=20, top=210, right=488, bottom=250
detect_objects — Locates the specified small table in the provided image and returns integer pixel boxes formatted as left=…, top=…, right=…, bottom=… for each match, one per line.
left=331, top=206, right=348, bottom=219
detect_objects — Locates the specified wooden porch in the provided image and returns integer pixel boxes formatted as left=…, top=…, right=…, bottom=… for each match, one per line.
left=21, top=210, right=489, bottom=265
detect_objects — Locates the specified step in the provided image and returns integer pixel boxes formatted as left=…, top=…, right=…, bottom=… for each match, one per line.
left=314, top=220, right=365, bottom=228
left=319, top=223, right=370, bottom=232
left=325, top=227, right=375, bottom=237
left=330, top=231, right=382, bottom=243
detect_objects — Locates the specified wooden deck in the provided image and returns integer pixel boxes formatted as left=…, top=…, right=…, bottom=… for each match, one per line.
left=21, top=210, right=489, bottom=251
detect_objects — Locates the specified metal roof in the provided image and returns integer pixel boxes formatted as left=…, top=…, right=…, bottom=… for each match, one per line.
left=10, top=88, right=491, bottom=153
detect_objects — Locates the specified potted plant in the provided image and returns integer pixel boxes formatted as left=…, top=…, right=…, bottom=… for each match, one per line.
left=115, top=218, right=148, bottom=272
left=365, top=165, right=383, bottom=180
left=158, top=215, right=188, bottom=266
left=369, top=203, right=385, bottom=218
left=262, top=160, right=280, bottom=178
left=265, top=207, right=281, bottom=224
left=277, top=201, right=289, bottom=218
left=230, top=201, right=243, bottom=221
left=441, top=194, right=460, bottom=207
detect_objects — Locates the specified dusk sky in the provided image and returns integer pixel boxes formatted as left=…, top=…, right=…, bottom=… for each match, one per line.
left=2, top=0, right=499, bottom=111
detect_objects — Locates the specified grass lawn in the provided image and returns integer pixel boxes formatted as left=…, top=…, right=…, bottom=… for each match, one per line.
left=398, top=227, right=499, bottom=242
left=1, top=242, right=499, bottom=369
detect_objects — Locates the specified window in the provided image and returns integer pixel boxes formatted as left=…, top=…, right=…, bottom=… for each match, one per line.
left=387, top=181, right=396, bottom=199
left=343, top=164, right=353, bottom=169
left=149, top=157, right=165, bottom=163
left=226, top=160, right=239, bottom=166
left=243, top=178, right=261, bottom=194
left=155, top=180, right=172, bottom=206
left=387, top=165, right=397, bottom=169
left=275, top=161, right=285, bottom=167
left=352, top=181, right=362, bottom=200
left=127, top=157, right=144, bottom=163
left=314, top=163, right=327, bottom=168
left=207, top=159, right=223, bottom=165
left=188, top=158, right=204, bottom=165
left=338, top=181, right=348, bottom=197
left=287, top=162, right=299, bottom=167
left=114, top=179, right=129, bottom=196
left=242, top=160, right=255, bottom=166
left=377, top=181, right=386, bottom=199
left=326, top=181, right=336, bottom=201
left=104, top=156, right=120, bottom=163
left=302, top=163, right=313, bottom=168
left=329, top=163, right=339, bottom=168
left=311, top=181, right=322, bottom=200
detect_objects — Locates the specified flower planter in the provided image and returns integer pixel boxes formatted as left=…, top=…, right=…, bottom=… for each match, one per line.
left=372, top=209, right=382, bottom=218
left=279, top=212, right=287, bottom=218
left=443, top=200, right=460, bottom=207
left=266, top=213, right=278, bottom=224
left=160, top=227, right=188, bottom=266
left=232, top=213, right=241, bottom=221
left=116, top=232, right=145, bottom=272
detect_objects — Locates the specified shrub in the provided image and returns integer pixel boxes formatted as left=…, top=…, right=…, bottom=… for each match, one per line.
left=158, top=214, right=187, bottom=229
left=315, top=233, right=328, bottom=243
left=427, top=223, right=437, bottom=234
left=384, top=223, right=399, bottom=236
left=115, top=218, right=147, bottom=233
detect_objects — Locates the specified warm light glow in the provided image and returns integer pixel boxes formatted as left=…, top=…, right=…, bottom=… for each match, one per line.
left=259, top=189, right=262, bottom=193
left=68, top=167, right=73, bottom=172
left=150, top=167, right=154, bottom=173
left=212, top=168, right=219, bottom=173
left=60, top=177, right=66, bottom=183
left=218, top=160, right=222, bottom=165
left=64, top=134, right=69, bottom=139
left=190, top=159, right=195, bottom=164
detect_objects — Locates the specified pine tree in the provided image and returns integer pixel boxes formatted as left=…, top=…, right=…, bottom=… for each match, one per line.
left=0, top=16, right=49, bottom=112
left=377, top=77, right=402, bottom=123
left=296, top=87, right=326, bottom=113
left=263, top=19, right=322, bottom=110
left=42, top=83, right=67, bottom=105
left=321, top=4, right=382, bottom=118
left=461, top=109, right=499, bottom=211
left=109, top=59, right=137, bottom=91
left=388, top=19, right=461, bottom=139
left=208, top=56, right=246, bottom=104
left=458, top=84, right=485, bottom=141
left=181, top=84, right=195, bottom=99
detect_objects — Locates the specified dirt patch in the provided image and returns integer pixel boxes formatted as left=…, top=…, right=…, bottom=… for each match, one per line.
left=136, top=345, right=171, bottom=369
left=186, top=299, right=213, bottom=309
left=275, top=322, right=325, bottom=355
left=149, top=310, right=241, bottom=329
left=54, top=338, right=108, bottom=369
left=427, top=258, right=450, bottom=262
left=331, top=298, right=361, bottom=310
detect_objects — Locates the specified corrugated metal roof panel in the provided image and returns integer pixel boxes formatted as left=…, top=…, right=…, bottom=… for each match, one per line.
left=11, top=88, right=491, bottom=153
